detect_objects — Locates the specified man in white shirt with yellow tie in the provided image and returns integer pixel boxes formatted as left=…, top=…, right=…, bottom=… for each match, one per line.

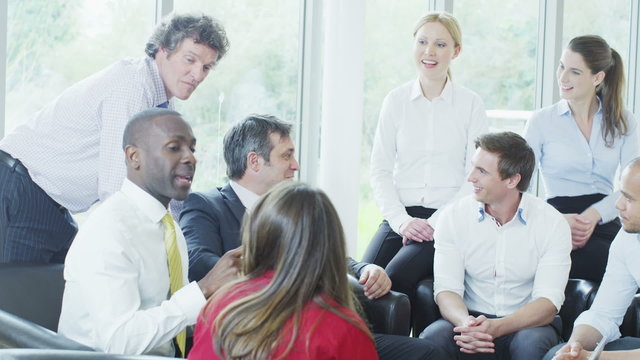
left=419, top=132, right=572, bottom=359
left=58, top=108, right=240, bottom=356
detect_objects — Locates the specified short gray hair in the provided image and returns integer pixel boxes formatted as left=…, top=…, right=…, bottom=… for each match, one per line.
left=145, top=13, right=229, bottom=61
left=223, top=114, right=292, bottom=180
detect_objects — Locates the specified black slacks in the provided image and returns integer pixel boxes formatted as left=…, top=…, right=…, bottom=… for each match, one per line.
left=548, top=193, right=620, bottom=283
left=362, top=207, right=437, bottom=301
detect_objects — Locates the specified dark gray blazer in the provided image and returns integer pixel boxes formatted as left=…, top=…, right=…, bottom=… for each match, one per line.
left=179, top=184, right=245, bottom=282
left=179, top=183, right=369, bottom=282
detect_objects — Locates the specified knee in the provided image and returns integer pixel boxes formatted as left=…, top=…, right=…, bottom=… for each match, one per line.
left=419, top=319, right=456, bottom=356
left=510, top=327, right=561, bottom=360
left=542, top=343, right=566, bottom=360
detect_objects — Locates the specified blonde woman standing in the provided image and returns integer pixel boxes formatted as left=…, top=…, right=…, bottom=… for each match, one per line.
left=363, top=12, right=488, bottom=303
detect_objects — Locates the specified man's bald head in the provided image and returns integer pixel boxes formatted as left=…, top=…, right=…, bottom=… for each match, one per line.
left=122, top=108, right=183, bottom=150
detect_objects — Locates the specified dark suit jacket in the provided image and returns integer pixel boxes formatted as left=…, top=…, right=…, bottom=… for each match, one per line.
left=179, top=184, right=246, bottom=282
left=180, top=183, right=370, bottom=282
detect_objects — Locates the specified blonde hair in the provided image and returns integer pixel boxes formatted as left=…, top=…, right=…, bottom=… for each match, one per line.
left=206, top=182, right=372, bottom=359
left=413, top=11, right=462, bottom=79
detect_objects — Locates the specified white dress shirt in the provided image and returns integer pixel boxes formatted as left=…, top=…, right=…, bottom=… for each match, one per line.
left=525, top=99, right=639, bottom=222
left=370, top=78, right=488, bottom=233
left=0, top=57, right=171, bottom=213
left=574, top=230, right=640, bottom=342
left=433, top=193, right=571, bottom=316
left=58, top=179, right=205, bottom=356
left=229, top=180, right=260, bottom=211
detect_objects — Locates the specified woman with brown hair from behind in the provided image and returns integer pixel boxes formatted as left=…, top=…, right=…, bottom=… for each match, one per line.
left=188, top=181, right=377, bottom=359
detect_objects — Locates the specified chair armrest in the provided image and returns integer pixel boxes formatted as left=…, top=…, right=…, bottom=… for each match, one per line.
left=559, top=279, right=599, bottom=341
left=0, top=309, right=90, bottom=350
left=0, top=349, right=180, bottom=359
left=412, top=278, right=440, bottom=337
left=348, top=275, right=411, bottom=336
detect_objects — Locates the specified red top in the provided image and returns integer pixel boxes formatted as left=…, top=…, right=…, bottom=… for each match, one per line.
left=188, top=272, right=378, bottom=360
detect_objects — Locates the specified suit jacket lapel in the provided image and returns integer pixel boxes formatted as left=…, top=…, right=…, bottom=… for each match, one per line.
left=220, top=183, right=246, bottom=224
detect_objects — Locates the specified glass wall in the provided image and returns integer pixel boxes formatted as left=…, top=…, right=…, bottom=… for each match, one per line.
left=6, top=0, right=153, bottom=133
left=453, top=0, right=539, bottom=134
left=173, top=0, right=302, bottom=192
left=563, top=0, right=631, bottom=83
left=357, top=0, right=428, bottom=258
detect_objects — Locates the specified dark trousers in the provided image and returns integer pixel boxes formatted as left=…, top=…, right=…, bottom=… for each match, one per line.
left=420, top=312, right=563, bottom=360
left=0, top=155, right=77, bottom=263
left=362, top=207, right=436, bottom=302
left=544, top=337, right=640, bottom=360
left=375, top=333, right=445, bottom=360
left=548, top=194, right=621, bottom=283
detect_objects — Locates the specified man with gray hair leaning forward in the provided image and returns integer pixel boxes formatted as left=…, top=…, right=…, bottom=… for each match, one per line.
left=420, top=132, right=571, bottom=359
left=0, top=13, right=228, bottom=263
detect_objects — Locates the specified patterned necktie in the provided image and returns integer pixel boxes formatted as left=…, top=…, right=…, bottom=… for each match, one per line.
left=161, top=213, right=187, bottom=357
left=157, top=101, right=170, bottom=108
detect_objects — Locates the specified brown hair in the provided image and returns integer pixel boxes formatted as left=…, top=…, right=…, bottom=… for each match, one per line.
left=207, top=182, right=372, bottom=359
left=475, top=132, right=535, bottom=192
left=568, top=35, right=628, bottom=147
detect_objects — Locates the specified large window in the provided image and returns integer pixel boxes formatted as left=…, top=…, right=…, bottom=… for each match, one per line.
left=454, top=0, right=539, bottom=134
left=6, top=0, right=153, bottom=133
left=357, top=0, right=428, bottom=258
left=173, top=0, right=302, bottom=192
left=563, top=0, right=631, bottom=80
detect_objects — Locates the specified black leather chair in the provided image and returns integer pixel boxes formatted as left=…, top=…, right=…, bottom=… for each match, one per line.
left=0, top=263, right=180, bottom=359
left=413, top=278, right=439, bottom=337
left=0, top=263, right=66, bottom=331
left=349, top=275, right=411, bottom=336
left=558, top=279, right=599, bottom=340
left=0, top=309, right=90, bottom=350
left=0, top=349, right=177, bottom=359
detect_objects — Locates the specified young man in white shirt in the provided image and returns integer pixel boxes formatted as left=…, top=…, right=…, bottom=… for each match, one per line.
left=58, top=109, right=240, bottom=356
left=420, top=131, right=572, bottom=359
left=548, top=158, right=640, bottom=360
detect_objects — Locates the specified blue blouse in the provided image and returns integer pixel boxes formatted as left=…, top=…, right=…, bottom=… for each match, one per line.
left=524, top=99, right=639, bottom=223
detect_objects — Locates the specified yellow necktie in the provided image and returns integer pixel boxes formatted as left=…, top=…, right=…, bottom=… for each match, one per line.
left=161, top=213, right=187, bottom=357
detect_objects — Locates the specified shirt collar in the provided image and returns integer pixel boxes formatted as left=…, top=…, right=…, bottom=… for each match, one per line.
left=476, top=193, right=528, bottom=226
left=121, top=178, right=168, bottom=223
left=557, top=97, right=603, bottom=117
left=147, top=57, right=170, bottom=108
left=409, top=77, right=454, bottom=104
left=230, top=180, right=261, bottom=211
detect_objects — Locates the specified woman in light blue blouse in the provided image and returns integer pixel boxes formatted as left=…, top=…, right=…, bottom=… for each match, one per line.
left=525, top=35, right=639, bottom=282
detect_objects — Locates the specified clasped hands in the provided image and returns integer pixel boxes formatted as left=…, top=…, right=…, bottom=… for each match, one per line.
left=453, top=315, right=497, bottom=354
left=564, top=207, right=601, bottom=250
left=400, top=217, right=434, bottom=246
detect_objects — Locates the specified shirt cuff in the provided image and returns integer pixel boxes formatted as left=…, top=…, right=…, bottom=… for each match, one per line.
left=388, top=213, right=412, bottom=235
left=172, top=281, right=206, bottom=325
left=574, top=310, right=621, bottom=342
left=591, top=197, right=618, bottom=224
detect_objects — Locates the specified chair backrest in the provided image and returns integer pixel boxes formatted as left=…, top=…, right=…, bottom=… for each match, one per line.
left=619, top=293, right=640, bottom=337
left=413, top=278, right=440, bottom=337
left=559, top=278, right=599, bottom=341
left=0, top=263, right=66, bottom=331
